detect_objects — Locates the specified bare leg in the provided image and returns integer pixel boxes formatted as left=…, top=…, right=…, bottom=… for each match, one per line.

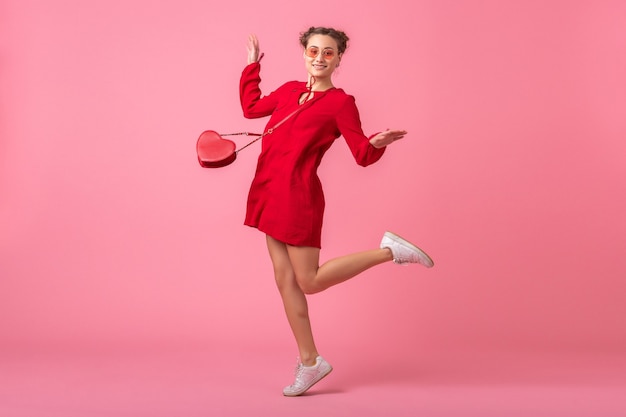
left=266, top=235, right=319, bottom=366
left=287, top=244, right=394, bottom=295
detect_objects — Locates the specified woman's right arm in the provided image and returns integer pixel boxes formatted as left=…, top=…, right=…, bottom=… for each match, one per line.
left=240, top=34, right=275, bottom=119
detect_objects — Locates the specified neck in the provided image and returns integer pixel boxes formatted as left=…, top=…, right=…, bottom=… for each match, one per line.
left=307, top=75, right=334, bottom=91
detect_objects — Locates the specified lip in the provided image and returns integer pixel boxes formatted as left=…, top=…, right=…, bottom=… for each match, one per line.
left=312, top=63, right=327, bottom=70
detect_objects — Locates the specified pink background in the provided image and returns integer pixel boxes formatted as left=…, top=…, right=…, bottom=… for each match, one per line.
left=1, top=0, right=625, bottom=415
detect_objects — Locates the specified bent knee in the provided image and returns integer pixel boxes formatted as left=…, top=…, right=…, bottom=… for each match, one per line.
left=296, top=275, right=322, bottom=295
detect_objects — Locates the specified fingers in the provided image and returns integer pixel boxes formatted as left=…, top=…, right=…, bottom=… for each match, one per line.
left=247, top=34, right=259, bottom=52
left=384, top=129, right=407, bottom=142
left=247, top=34, right=261, bottom=64
left=386, top=129, right=407, bottom=136
left=369, top=130, right=407, bottom=148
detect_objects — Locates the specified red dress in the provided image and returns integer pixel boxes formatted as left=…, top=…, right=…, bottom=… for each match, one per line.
left=240, top=62, right=386, bottom=248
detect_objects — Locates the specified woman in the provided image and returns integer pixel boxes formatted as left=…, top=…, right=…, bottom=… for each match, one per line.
left=240, top=27, right=434, bottom=396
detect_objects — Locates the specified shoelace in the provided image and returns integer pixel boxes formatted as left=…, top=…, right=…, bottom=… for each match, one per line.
left=285, top=361, right=305, bottom=389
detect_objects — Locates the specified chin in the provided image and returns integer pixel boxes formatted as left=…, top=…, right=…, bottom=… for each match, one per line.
left=310, top=69, right=332, bottom=77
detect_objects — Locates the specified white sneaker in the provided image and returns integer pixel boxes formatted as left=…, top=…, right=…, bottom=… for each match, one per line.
left=283, top=356, right=333, bottom=397
left=380, top=231, right=434, bottom=267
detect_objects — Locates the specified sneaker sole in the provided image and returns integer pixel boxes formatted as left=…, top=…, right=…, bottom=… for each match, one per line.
left=283, top=366, right=333, bottom=397
left=384, top=231, right=435, bottom=268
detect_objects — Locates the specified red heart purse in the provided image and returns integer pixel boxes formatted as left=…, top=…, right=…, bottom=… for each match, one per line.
left=196, top=130, right=237, bottom=168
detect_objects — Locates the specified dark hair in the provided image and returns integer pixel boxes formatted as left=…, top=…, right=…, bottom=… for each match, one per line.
left=299, top=26, right=349, bottom=55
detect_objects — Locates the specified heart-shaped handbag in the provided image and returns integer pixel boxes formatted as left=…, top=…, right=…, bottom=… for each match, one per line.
left=196, top=131, right=259, bottom=168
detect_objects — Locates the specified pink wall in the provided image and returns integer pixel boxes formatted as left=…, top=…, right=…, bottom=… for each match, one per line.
left=1, top=0, right=625, bottom=360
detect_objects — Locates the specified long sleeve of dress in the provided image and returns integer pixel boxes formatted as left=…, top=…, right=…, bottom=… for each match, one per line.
left=240, top=62, right=279, bottom=119
left=336, top=95, right=386, bottom=167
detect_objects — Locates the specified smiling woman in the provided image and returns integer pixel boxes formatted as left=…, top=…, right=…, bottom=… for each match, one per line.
left=238, top=26, right=434, bottom=397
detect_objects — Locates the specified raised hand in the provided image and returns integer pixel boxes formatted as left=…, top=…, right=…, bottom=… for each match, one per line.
left=247, top=34, right=263, bottom=64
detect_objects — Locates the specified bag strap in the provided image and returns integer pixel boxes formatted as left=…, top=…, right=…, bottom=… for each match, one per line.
left=221, top=94, right=325, bottom=154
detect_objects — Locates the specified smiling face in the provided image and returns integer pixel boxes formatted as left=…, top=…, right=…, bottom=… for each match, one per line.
left=303, top=34, right=341, bottom=86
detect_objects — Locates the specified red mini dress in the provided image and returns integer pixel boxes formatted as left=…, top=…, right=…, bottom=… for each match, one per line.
left=240, top=62, right=386, bottom=248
